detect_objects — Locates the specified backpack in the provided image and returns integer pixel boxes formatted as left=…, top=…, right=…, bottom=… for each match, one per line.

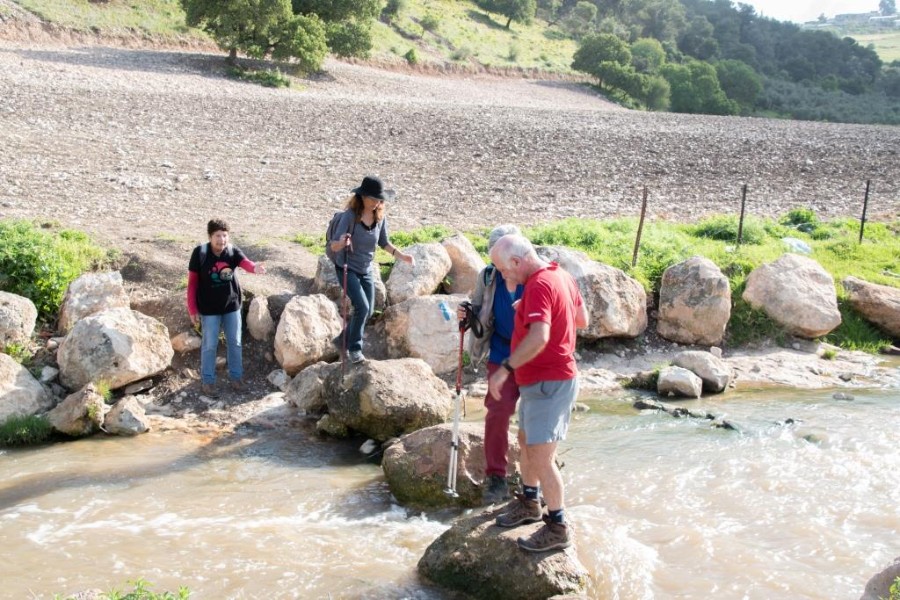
left=197, top=242, right=233, bottom=266
left=324, top=210, right=356, bottom=264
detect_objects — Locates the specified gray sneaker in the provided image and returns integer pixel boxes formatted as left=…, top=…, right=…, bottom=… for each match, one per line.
left=495, top=493, right=542, bottom=528
left=482, top=475, right=510, bottom=505
left=349, top=350, right=366, bottom=364
left=517, top=515, right=572, bottom=553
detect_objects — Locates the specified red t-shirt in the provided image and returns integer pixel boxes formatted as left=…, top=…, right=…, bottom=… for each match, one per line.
left=511, top=262, right=584, bottom=387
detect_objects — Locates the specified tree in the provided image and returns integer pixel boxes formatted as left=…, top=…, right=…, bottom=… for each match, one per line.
left=880, top=0, right=896, bottom=16
left=476, top=0, right=537, bottom=29
left=181, top=0, right=328, bottom=70
left=572, top=33, right=631, bottom=87
left=562, top=1, right=597, bottom=38
left=293, top=0, right=381, bottom=57
left=630, top=0, right=686, bottom=42
left=631, top=37, right=666, bottom=73
left=661, top=59, right=737, bottom=115
left=715, top=59, right=762, bottom=113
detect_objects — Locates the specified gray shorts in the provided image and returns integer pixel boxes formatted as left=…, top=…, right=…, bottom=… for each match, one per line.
left=518, top=378, right=579, bottom=445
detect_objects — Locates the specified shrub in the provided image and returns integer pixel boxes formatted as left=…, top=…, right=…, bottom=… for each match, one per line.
left=226, top=66, right=290, bottom=88
left=381, top=0, right=406, bottom=22
left=0, top=220, right=108, bottom=321
left=404, top=47, right=418, bottom=65
left=692, top=215, right=766, bottom=245
left=3, top=342, right=32, bottom=366
left=0, top=415, right=52, bottom=447
left=420, top=13, right=440, bottom=32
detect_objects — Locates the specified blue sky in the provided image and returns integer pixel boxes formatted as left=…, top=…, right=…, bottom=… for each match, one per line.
left=739, top=0, right=880, bottom=23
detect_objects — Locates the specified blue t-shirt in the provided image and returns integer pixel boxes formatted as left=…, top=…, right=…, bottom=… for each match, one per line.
left=488, top=270, right=524, bottom=364
left=331, top=210, right=389, bottom=275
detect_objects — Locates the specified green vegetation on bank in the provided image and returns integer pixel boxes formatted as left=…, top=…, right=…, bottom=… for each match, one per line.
left=53, top=578, right=191, bottom=600
left=0, top=220, right=111, bottom=321
left=0, top=414, right=53, bottom=447
left=12, top=0, right=193, bottom=38
left=297, top=210, right=898, bottom=352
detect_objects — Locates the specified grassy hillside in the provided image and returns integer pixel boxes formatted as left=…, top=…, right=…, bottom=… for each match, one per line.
left=370, top=0, right=577, bottom=72
left=10, top=0, right=194, bottom=38
left=854, top=31, right=900, bottom=63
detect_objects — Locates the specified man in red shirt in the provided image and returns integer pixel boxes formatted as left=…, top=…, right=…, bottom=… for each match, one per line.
left=488, top=234, right=589, bottom=552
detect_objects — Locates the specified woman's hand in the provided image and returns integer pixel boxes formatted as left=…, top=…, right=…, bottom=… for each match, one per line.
left=190, top=313, right=200, bottom=327
left=256, top=262, right=267, bottom=275
left=400, top=252, right=415, bottom=266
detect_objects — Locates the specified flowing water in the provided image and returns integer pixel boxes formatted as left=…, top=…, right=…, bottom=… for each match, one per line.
left=2, top=386, right=898, bottom=599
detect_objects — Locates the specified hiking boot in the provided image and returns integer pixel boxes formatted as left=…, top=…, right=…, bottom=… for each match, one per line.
left=482, top=475, right=510, bottom=505
left=349, top=350, right=366, bottom=364
left=495, top=493, right=542, bottom=528
left=517, top=515, right=572, bottom=553
left=200, top=383, right=218, bottom=398
left=230, top=379, right=245, bottom=391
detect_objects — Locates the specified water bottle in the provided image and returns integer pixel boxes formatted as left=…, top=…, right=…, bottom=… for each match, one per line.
left=439, top=300, right=452, bottom=322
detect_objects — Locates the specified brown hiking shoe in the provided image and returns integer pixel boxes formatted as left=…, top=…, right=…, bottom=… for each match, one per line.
left=495, top=493, right=542, bottom=528
left=517, top=515, right=572, bottom=553
left=200, top=383, right=218, bottom=398
left=230, top=379, right=245, bottom=391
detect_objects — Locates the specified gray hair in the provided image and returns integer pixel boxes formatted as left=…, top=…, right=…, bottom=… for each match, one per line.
left=491, top=234, right=536, bottom=265
left=487, top=224, right=522, bottom=251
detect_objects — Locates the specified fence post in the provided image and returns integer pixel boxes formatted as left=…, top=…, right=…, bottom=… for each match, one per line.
left=632, top=186, right=649, bottom=268
left=859, top=179, right=871, bottom=244
left=737, top=184, right=748, bottom=247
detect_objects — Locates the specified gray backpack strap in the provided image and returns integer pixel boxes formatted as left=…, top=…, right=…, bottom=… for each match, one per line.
left=198, top=243, right=208, bottom=265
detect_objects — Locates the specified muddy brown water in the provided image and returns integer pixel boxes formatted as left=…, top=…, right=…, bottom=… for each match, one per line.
left=1, top=387, right=898, bottom=599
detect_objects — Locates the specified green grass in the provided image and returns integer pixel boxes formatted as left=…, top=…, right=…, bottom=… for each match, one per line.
left=853, top=31, right=900, bottom=63
left=227, top=65, right=291, bottom=88
left=11, top=0, right=196, bottom=38
left=373, top=0, right=578, bottom=72
left=0, top=415, right=53, bottom=447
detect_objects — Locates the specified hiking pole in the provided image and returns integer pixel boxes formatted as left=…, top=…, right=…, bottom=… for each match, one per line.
left=340, top=234, right=351, bottom=380
left=444, top=312, right=468, bottom=498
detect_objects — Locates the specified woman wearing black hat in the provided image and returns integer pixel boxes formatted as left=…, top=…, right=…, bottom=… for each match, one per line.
left=328, top=175, right=414, bottom=363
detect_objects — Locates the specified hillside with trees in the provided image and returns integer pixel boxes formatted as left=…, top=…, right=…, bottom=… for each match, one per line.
left=5, top=0, right=900, bottom=124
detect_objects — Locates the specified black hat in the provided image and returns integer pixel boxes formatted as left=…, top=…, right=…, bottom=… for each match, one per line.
left=352, top=175, right=395, bottom=201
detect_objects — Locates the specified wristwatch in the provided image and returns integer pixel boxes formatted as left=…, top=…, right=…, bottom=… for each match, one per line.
left=501, top=359, right=514, bottom=373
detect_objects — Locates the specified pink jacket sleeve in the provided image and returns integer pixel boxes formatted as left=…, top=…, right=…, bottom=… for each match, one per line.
left=238, top=258, right=258, bottom=273
left=187, top=271, right=199, bottom=316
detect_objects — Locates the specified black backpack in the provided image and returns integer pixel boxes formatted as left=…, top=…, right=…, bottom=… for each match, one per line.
left=197, top=242, right=233, bottom=266
left=324, top=210, right=356, bottom=264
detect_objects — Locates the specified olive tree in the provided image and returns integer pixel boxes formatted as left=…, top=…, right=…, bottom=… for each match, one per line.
left=476, top=0, right=537, bottom=29
left=181, top=0, right=327, bottom=71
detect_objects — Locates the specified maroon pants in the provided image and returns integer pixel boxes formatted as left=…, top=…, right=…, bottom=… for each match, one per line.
left=484, top=361, right=521, bottom=478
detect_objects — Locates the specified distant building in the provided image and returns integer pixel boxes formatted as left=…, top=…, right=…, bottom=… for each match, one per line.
left=833, top=11, right=879, bottom=24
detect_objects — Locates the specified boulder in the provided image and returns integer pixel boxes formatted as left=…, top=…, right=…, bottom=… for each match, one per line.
left=103, top=396, right=150, bottom=436
left=323, top=358, right=452, bottom=441
left=742, top=254, right=841, bottom=339
left=266, top=368, right=290, bottom=391
left=312, top=255, right=387, bottom=310
left=657, top=256, right=731, bottom=345
left=418, top=505, right=590, bottom=600
left=285, top=361, right=339, bottom=414
left=536, top=246, right=647, bottom=339
left=383, top=422, right=519, bottom=508
left=58, top=272, right=130, bottom=333
left=170, top=331, right=201, bottom=353
left=130, top=290, right=192, bottom=338
left=382, top=294, right=470, bottom=374
left=442, top=234, right=486, bottom=296
left=842, top=276, right=900, bottom=338
left=47, top=382, right=108, bottom=436
left=247, top=296, right=275, bottom=341
left=386, top=243, right=452, bottom=305
left=657, top=366, right=703, bottom=399
left=274, top=294, right=342, bottom=376
left=57, top=308, right=173, bottom=391
left=0, top=353, right=53, bottom=423
left=0, top=291, right=37, bottom=346
left=860, top=556, right=900, bottom=600
left=672, top=350, right=733, bottom=393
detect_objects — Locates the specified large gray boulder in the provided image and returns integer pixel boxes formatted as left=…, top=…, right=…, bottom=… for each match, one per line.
left=0, top=291, right=37, bottom=346
left=418, top=505, right=590, bottom=600
left=382, top=422, right=519, bottom=509
left=382, top=294, right=469, bottom=374
left=536, top=246, right=647, bottom=339
left=322, top=358, right=452, bottom=441
left=284, top=361, right=339, bottom=414
left=742, top=254, right=841, bottom=339
left=103, top=396, right=150, bottom=436
left=386, top=243, right=452, bottom=305
left=657, top=256, right=731, bottom=345
left=47, top=383, right=108, bottom=436
left=274, top=294, right=342, bottom=376
left=657, top=366, right=703, bottom=398
left=860, top=556, right=900, bottom=600
left=246, top=296, right=275, bottom=341
left=842, top=276, right=900, bottom=338
left=0, top=353, right=53, bottom=423
left=58, top=272, right=130, bottom=334
left=57, top=308, right=173, bottom=391
left=442, top=234, right=486, bottom=296
left=672, top=350, right=733, bottom=393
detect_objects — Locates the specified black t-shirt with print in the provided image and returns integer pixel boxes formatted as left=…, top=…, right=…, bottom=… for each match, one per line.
left=188, top=244, right=247, bottom=315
